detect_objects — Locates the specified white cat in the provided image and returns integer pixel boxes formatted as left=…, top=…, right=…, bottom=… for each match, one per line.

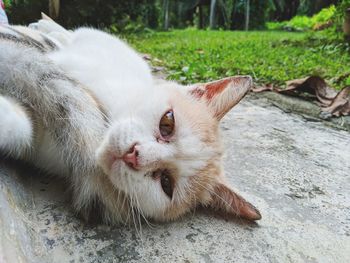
left=0, top=17, right=261, bottom=225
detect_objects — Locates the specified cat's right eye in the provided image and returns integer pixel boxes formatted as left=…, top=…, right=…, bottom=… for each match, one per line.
left=159, top=110, right=175, bottom=139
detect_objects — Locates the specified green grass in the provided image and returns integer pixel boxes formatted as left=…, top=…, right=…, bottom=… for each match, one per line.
left=127, top=29, right=350, bottom=89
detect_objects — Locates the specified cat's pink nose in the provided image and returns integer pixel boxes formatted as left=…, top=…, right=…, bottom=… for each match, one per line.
left=122, top=144, right=139, bottom=170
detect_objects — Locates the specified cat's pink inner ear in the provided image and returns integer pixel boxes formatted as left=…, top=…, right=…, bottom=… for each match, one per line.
left=209, top=183, right=261, bottom=221
left=190, top=76, right=252, bottom=120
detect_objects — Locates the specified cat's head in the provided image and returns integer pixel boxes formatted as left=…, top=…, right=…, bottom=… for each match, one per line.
left=96, top=76, right=261, bottom=222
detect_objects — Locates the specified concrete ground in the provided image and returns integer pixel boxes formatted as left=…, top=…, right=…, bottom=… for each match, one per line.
left=1, top=95, right=349, bottom=263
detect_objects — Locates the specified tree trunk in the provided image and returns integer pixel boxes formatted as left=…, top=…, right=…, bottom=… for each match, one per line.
left=245, top=0, right=250, bottom=31
left=49, top=0, right=60, bottom=19
left=309, top=0, right=338, bottom=16
left=163, top=0, right=169, bottom=30
left=209, top=0, right=216, bottom=29
left=344, top=8, right=350, bottom=42
left=198, top=5, right=204, bottom=29
left=272, top=0, right=300, bottom=21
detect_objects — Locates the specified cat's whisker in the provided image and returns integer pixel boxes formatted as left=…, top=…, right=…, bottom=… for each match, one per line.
left=177, top=185, right=187, bottom=205
left=191, top=191, right=197, bottom=218
left=126, top=176, right=143, bottom=240
left=130, top=195, right=138, bottom=235
left=131, top=188, right=143, bottom=239
left=124, top=195, right=131, bottom=225
left=140, top=212, right=154, bottom=230
left=133, top=189, right=155, bottom=230
left=136, top=206, right=144, bottom=243
left=124, top=181, right=134, bottom=227
left=120, top=188, right=131, bottom=225
left=176, top=156, right=212, bottom=161
left=111, top=186, right=126, bottom=224
left=180, top=183, right=196, bottom=206
left=55, top=117, right=83, bottom=120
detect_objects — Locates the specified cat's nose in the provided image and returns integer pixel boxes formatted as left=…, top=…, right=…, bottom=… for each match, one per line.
left=122, top=144, right=139, bottom=170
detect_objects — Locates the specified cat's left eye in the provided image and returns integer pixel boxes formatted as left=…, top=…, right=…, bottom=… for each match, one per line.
left=159, top=110, right=175, bottom=138
left=161, top=172, right=173, bottom=199
left=152, top=169, right=173, bottom=199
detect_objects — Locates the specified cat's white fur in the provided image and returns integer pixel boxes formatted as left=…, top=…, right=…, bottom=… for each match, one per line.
left=48, top=28, right=217, bottom=218
left=0, top=18, right=261, bottom=224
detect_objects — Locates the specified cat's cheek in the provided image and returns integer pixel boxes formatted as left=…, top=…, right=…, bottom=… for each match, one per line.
left=108, top=170, right=130, bottom=195
left=136, top=183, right=171, bottom=218
left=110, top=159, right=124, bottom=173
left=104, top=152, right=119, bottom=171
left=96, top=143, right=123, bottom=176
left=96, top=148, right=111, bottom=174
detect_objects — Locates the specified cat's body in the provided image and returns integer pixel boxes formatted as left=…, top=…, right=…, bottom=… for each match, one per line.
left=0, top=18, right=261, bottom=225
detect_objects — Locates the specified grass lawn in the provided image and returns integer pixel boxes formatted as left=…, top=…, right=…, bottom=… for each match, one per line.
left=128, top=29, right=350, bottom=89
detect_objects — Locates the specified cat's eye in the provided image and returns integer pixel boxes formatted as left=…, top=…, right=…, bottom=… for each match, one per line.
left=152, top=169, right=173, bottom=199
left=161, top=172, right=173, bottom=199
left=159, top=110, right=175, bottom=138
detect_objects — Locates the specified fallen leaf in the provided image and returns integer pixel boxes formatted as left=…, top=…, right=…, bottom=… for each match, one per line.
left=322, top=86, right=350, bottom=116
left=251, top=83, right=274, bottom=92
left=142, top=54, right=152, bottom=61
left=285, top=76, right=337, bottom=106
left=252, top=76, right=350, bottom=117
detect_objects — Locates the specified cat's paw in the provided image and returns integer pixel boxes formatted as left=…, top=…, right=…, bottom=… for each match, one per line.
left=0, top=96, right=17, bottom=124
left=0, top=96, right=32, bottom=153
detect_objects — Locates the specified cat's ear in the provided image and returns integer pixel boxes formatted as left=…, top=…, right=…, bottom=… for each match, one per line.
left=207, top=182, right=261, bottom=221
left=41, top=12, right=54, bottom=21
left=188, top=76, right=252, bottom=120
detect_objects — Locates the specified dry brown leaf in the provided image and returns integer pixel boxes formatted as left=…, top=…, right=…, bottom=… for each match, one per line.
left=251, top=84, right=274, bottom=92
left=284, top=76, right=338, bottom=105
left=252, top=76, right=349, bottom=117
left=322, top=87, right=350, bottom=116
left=142, top=54, right=152, bottom=61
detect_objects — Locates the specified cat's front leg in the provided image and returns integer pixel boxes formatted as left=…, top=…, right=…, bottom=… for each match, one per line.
left=0, top=96, right=33, bottom=157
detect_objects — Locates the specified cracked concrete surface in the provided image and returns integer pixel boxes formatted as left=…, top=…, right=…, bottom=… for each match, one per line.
left=1, top=95, right=349, bottom=263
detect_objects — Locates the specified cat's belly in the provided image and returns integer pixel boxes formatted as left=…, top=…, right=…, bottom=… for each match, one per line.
left=31, top=131, right=69, bottom=177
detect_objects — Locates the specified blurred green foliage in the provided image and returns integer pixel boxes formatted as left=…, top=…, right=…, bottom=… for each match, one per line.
left=5, top=0, right=159, bottom=31
left=2, top=0, right=341, bottom=32
left=128, top=29, right=350, bottom=89
left=266, top=5, right=336, bottom=31
left=2, top=1, right=349, bottom=89
left=334, top=0, right=350, bottom=28
left=3, top=0, right=11, bottom=7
